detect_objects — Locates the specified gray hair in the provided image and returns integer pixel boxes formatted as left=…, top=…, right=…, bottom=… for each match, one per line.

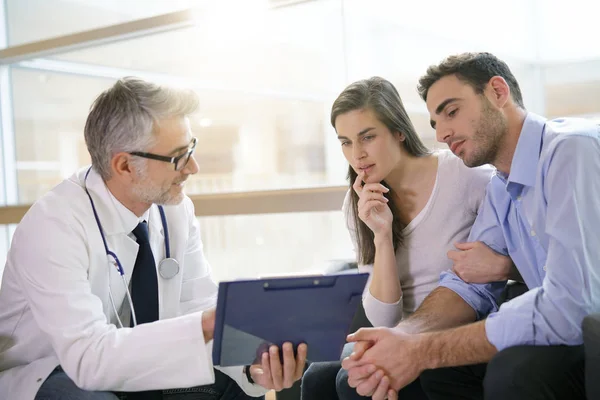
left=84, top=77, right=200, bottom=180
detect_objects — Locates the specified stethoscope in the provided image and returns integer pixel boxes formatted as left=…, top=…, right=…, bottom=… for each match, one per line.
left=84, top=167, right=180, bottom=328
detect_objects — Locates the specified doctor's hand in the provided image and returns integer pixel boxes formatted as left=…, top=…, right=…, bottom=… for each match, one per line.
left=201, top=308, right=216, bottom=342
left=249, top=342, right=307, bottom=391
left=342, top=327, right=424, bottom=398
left=353, top=173, right=393, bottom=238
left=448, top=241, right=514, bottom=284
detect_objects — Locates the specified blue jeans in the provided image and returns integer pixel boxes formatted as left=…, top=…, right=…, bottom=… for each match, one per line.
left=35, top=367, right=264, bottom=400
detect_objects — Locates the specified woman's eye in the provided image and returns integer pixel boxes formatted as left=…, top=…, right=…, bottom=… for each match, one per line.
left=448, top=109, right=458, bottom=117
left=363, top=135, right=375, bottom=141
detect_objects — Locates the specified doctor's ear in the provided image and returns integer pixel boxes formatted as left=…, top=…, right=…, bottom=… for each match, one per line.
left=110, top=153, right=136, bottom=180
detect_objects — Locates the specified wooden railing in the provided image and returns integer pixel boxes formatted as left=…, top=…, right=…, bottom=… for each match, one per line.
left=0, top=186, right=348, bottom=225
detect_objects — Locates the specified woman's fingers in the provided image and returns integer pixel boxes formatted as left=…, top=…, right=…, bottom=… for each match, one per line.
left=353, top=174, right=364, bottom=195
left=361, top=183, right=390, bottom=196
left=357, top=191, right=389, bottom=208
left=358, top=200, right=390, bottom=220
left=353, top=175, right=389, bottom=199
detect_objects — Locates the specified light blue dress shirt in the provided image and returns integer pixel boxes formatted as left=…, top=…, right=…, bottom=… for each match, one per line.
left=438, top=112, right=600, bottom=351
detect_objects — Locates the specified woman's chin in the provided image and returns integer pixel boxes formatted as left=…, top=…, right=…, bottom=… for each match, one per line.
left=362, top=174, right=383, bottom=184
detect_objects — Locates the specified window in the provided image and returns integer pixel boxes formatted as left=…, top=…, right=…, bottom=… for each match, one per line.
left=199, top=211, right=353, bottom=282
left=2, top=0, right=600, bottom=278
left=6, top=0, right=198, bottom=46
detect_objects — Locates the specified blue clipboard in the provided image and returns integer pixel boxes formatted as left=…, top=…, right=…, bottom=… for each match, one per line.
left=212, top=273, right=369, bottom=367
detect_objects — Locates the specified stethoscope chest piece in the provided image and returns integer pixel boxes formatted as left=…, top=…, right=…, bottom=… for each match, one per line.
left=159, top=258, right=180, bottom=279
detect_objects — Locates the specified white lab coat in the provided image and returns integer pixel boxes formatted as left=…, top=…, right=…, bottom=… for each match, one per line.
left=0, top=167, right=267, bottom=400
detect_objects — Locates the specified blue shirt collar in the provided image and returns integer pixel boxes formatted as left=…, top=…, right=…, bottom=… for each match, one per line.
left=496, top=112, right=546, bottom=196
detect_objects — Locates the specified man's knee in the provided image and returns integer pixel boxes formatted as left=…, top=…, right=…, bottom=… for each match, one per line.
left=419, top=368, right=442, bottom=392
left=420, top=364, right=487, bottom=399
left=301, top=363, right=321, bottom=393
left=483, top=346, right=526, bottom=397
left=335, top=367, right=365, bottom=399
left=483, top=345, right=554, bottom=395
left=419, top=367, right=464, bottom=396
left=483, top=345, right=585, bottom=399
left=301, top=361, right=340, bottom=399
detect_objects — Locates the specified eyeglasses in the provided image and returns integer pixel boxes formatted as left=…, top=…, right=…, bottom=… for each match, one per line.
left=129, top=137, right=197, bottom=171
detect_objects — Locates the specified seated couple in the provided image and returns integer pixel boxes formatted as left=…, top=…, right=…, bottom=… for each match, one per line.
left=303, top=51, right=598, bottom=400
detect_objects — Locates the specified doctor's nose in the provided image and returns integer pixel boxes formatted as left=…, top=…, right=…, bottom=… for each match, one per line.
left=183, top=155, right=199, bottom=175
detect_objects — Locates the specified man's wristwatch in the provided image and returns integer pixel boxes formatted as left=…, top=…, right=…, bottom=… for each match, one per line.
left=244, top=365, right=255, bottom=384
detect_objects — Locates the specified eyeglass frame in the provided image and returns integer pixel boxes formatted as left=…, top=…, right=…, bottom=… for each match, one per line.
left=128, top=137, right=197, bottom=171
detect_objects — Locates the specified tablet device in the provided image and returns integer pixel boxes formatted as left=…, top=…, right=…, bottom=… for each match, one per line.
left=212, top=273, right=369, bottom=367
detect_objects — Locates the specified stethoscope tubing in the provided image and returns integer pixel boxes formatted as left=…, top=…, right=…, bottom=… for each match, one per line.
left=83, top=167, right=173, bottom=328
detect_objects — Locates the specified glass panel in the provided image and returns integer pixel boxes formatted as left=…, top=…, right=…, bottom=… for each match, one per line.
left=6, top=0, right=198, bottom=46
left=11, top=68, right=113, bottom=203
left=543, top=60, right=600, bottom=118
left=12, top=0, right=352, bottom=202
left=0, top=225, right=17, bottom=282
left=539, top=0, right=600, bottom=62
left=43, top=0, right=457, bottom=196
left=198, top=211, right=354, bottom=282
left=52, top=0, right=345, bottom=95
left=0, top=210, right=355, bottom=283
left=11, top=64, right=442, bottom=203
left=344, top=0, right=536, bottom=72
left=339, top=0, right=540, bottom=142
left=11, top=68, right=350, bottom=203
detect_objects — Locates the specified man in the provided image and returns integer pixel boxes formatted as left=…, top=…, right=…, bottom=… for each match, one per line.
left=341, top=52, right=600, bottom=400
left=0, top=77, right=307, bottom=400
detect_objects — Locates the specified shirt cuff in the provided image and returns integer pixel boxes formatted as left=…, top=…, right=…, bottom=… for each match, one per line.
left=438, top=270, right=503, bottom=320
left=215, top=365, right=269, bottom=397
left=485, top=289, right=537, bottom=351
left=362, top=288, right=403, bottom=328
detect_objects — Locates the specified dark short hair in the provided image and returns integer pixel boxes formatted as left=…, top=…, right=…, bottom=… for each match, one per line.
left=417, top=52, right=525, bottom=109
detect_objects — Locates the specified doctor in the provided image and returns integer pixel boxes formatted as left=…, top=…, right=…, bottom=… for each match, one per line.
left=0, top=77, right=307, bottom=400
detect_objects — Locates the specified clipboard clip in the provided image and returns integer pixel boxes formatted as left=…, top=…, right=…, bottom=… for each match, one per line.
left=262, top=275, right=337, bottom=291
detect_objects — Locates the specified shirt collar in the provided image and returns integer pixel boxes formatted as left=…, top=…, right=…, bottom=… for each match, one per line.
left=497, top=112, right=546, bottom=194
left=106, top=186, right=151, bottom=235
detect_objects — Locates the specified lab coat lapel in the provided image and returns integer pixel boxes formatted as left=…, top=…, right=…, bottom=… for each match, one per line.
left=148, top=205, right=165, bottom=261
left=147, top=205, right=166, bottom=316
left=77, top=168, right=139, bottom=318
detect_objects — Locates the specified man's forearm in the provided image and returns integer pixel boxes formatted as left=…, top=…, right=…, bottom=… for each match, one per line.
left=398, top=287, right=476, bottom=334
left=420, top=320, right=497, bottom=369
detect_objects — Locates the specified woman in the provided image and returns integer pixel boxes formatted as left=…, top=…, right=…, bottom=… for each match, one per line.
left=301, top=77, right=513, bottom=399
